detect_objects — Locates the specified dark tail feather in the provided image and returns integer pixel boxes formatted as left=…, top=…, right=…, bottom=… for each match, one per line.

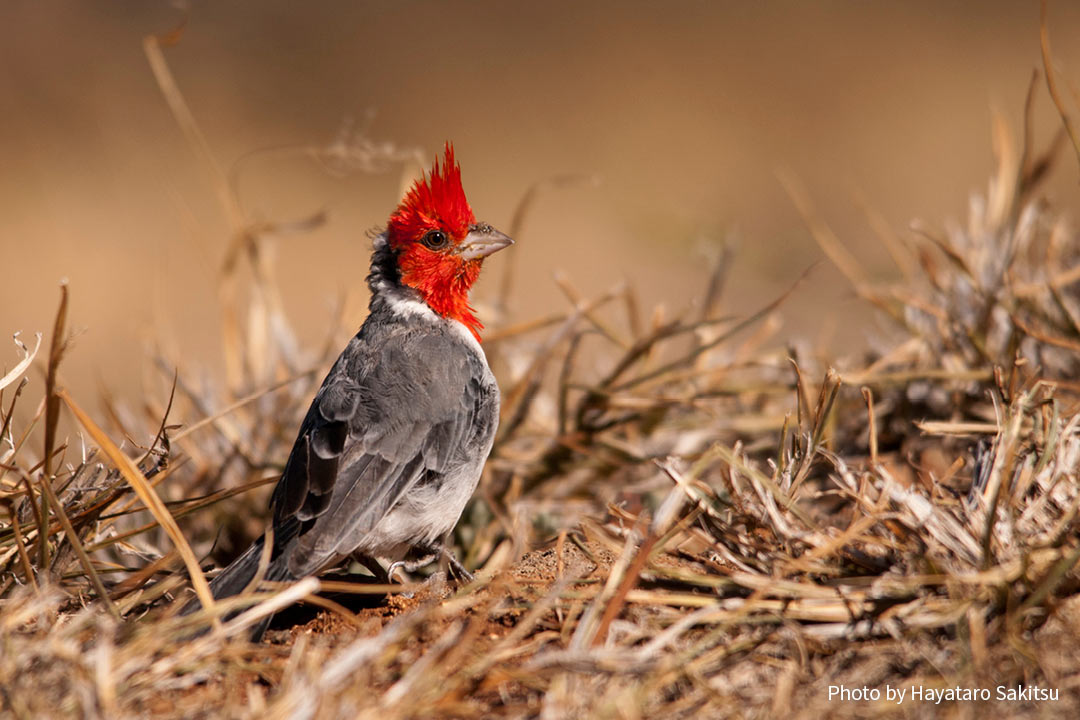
left=180, top=536, right=297, bottom=641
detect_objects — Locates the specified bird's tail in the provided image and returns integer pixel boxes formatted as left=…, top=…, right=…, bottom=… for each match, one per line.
left=180, top=535, right=297, bottom=641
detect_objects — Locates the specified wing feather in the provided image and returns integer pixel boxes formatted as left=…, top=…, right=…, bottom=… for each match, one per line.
left=269, top=326, right=490, bottom=574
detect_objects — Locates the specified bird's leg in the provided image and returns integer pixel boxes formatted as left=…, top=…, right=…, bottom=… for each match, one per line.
left=386, top=547, right=440, bottom=583
left=385, top=544, right=473, bottom=584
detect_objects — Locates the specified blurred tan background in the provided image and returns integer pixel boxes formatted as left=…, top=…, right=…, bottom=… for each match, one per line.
left=3, top=0, right=1080, bottom=401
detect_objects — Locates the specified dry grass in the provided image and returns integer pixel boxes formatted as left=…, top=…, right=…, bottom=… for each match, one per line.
left=3, top=14, right=1080, bottom=720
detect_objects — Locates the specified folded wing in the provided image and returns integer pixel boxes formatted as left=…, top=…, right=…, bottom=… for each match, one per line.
left=269, top=328, right=487, bottom=575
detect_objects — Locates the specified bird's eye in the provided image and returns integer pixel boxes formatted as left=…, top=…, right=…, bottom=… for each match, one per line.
left=421, top=229, right=449, bottom=250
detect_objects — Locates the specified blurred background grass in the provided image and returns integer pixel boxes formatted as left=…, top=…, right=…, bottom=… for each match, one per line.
left=3, top=0, right=1080, bottom=399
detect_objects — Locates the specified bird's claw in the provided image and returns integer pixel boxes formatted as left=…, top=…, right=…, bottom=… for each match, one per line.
left=444, top=550, right=474, bottom=583
left=386, top=560, right=408, bottom=583
left=386, top=560, right=415, bottom=598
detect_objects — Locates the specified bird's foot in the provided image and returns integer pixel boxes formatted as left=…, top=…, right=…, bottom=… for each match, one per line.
left=385, top=560, right=410, bottom=584
left=442, top=548, right=474, bottom=583
left=387, top=548, right=439, bottom=579
left=384, top=547, right=472, bottom=592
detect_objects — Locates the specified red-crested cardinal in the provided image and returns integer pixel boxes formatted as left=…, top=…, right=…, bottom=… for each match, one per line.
left=188, top=144, right=511, bottom=638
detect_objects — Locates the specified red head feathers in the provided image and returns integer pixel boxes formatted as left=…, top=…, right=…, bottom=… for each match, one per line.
left=387, top=143, right=476, bottom=249
left=385, top=143, right=487, bottom=341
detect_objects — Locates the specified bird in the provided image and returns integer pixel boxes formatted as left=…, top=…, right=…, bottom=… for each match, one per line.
left=185, top=143, right=511, bottom=639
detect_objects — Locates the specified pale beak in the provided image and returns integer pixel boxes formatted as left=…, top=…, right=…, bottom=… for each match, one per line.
left=458, top=223, right=514, bottom=260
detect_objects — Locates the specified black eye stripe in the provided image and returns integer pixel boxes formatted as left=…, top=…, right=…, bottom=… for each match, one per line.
left=421, top=230, right=449, bottom=250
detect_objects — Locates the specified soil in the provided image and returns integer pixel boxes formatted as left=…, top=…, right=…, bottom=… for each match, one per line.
left=147, top=536, right=626, bottom=718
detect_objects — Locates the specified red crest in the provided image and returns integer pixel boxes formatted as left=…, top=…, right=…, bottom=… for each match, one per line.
left=388, top=143, right=476, bottom=247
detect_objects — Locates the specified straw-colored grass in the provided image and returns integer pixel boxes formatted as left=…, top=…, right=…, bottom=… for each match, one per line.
left=2, top=12, right=1080, bottom=720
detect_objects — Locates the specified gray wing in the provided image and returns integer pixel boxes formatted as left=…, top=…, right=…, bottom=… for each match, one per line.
left=270, top=327, right=493, bottom=573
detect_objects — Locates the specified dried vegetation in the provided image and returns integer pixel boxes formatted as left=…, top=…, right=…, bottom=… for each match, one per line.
left=3, top=12, right=1080, bottom=720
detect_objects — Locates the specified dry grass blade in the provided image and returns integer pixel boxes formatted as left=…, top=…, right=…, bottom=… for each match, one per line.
left=1041, top=0, right=1080, bottom=173
left=2, top=500, right=37, bottom=591
left=590, top=529, right=658, bottom=648
left=38, top=283, right=68, bottom=571
left=0, top=332, right=41, bottom=393
left=57, top=388, right=218, bottom=622
left=34, top=475, right=120, bottom=618
left=143, top=16, right=238, bottom=223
